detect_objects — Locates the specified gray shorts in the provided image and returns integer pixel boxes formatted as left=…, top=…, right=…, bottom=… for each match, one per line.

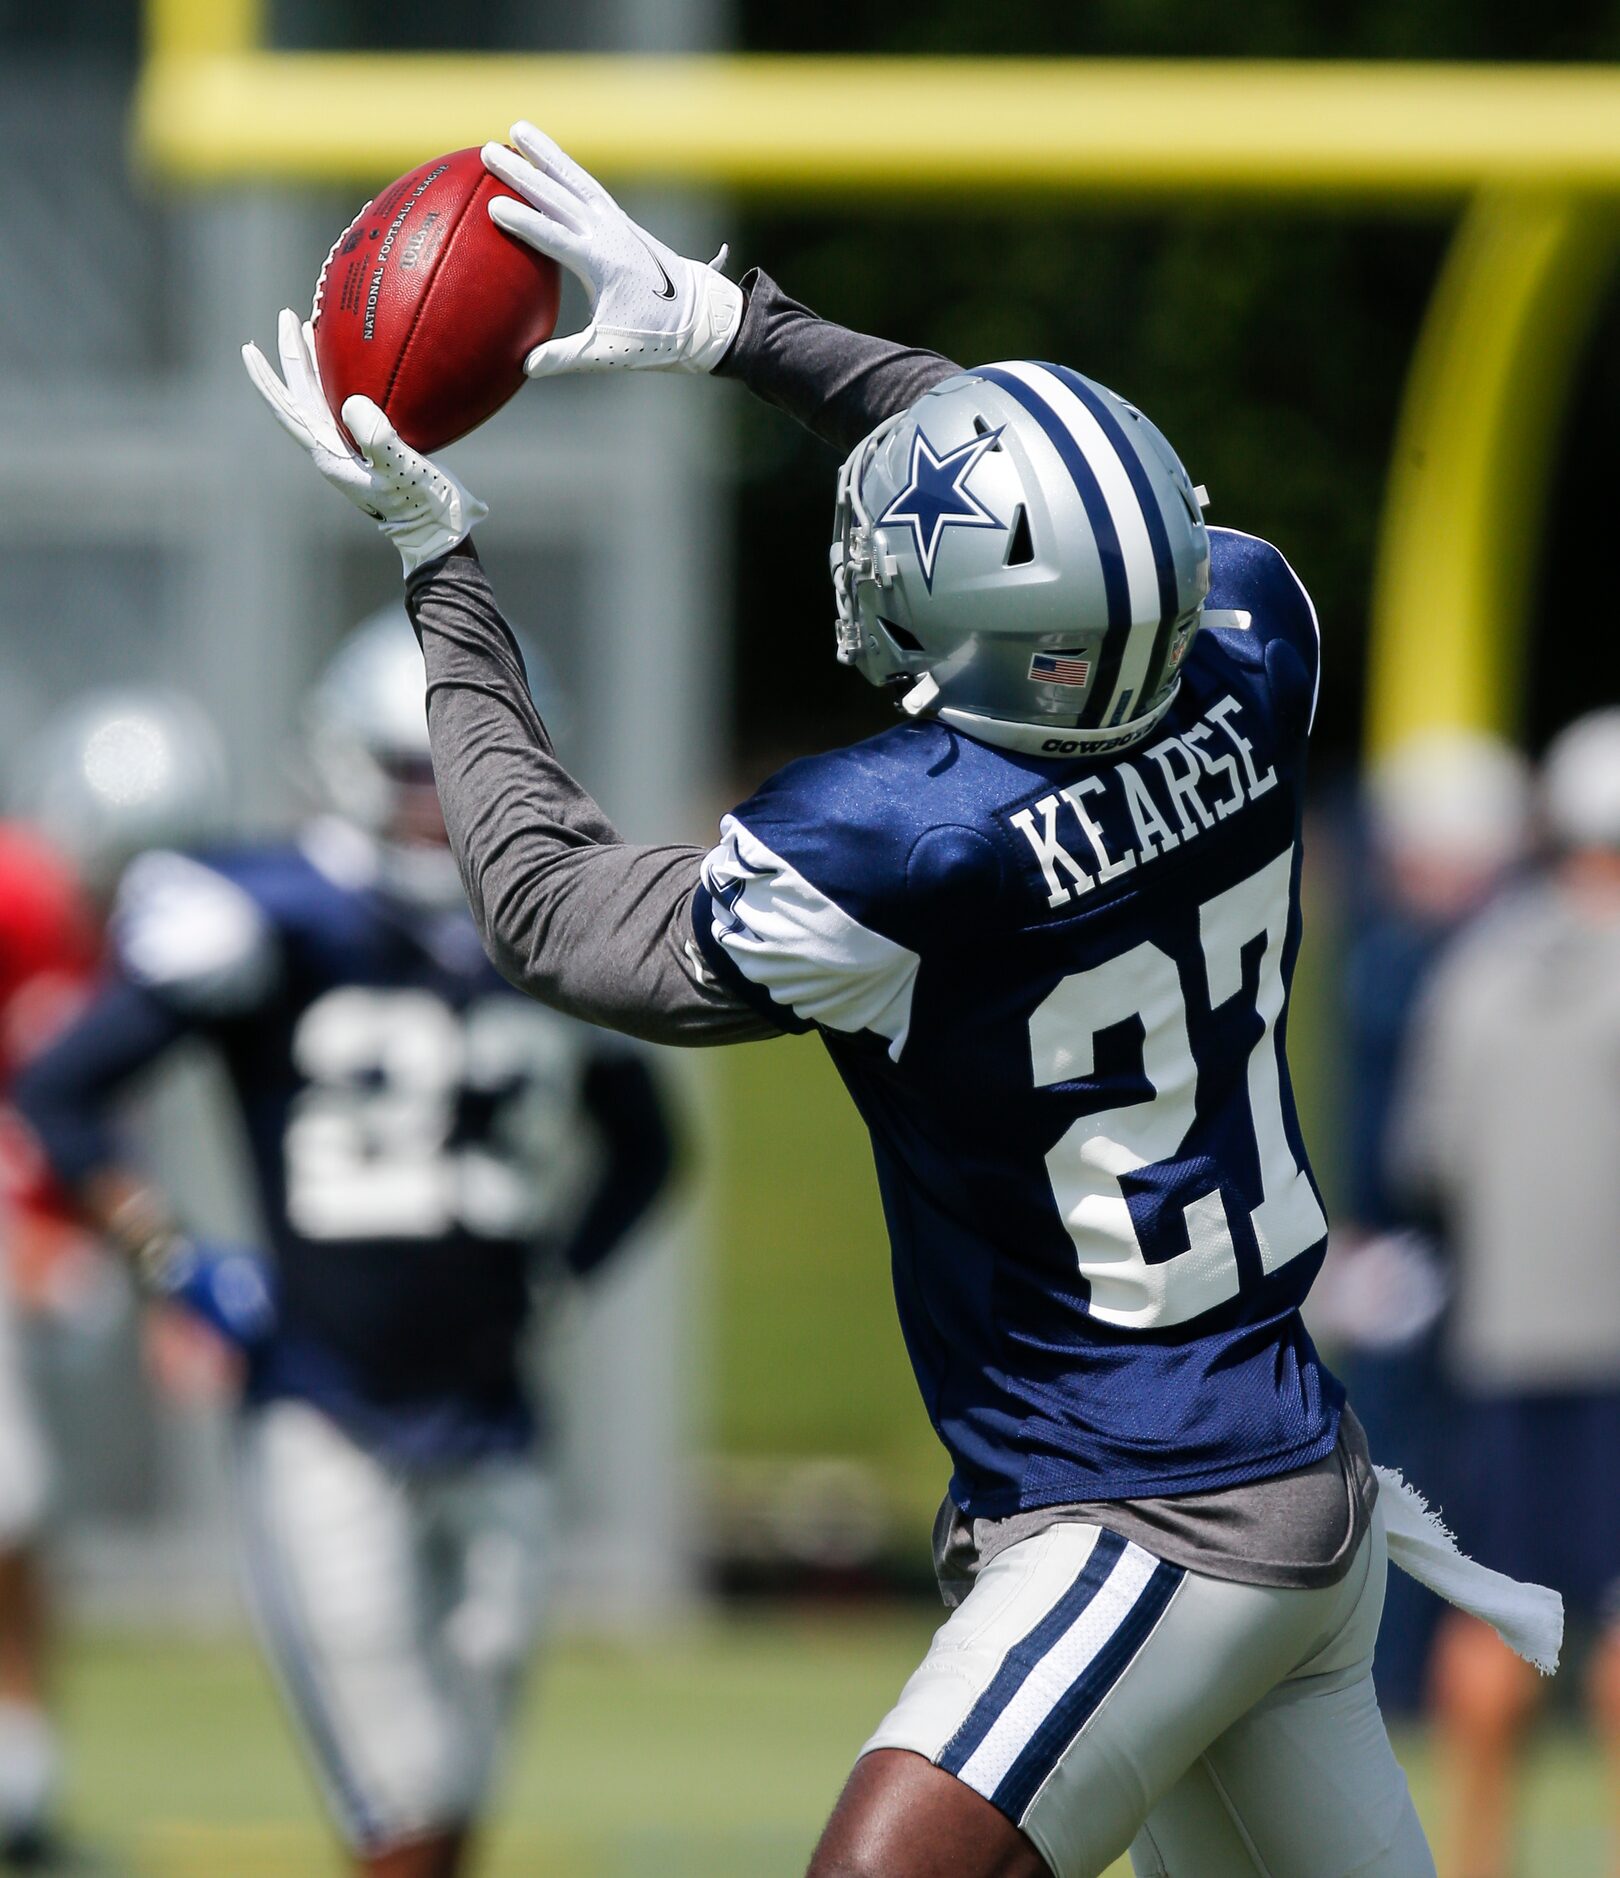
left=862, top=1496, right=1434, bottom=1877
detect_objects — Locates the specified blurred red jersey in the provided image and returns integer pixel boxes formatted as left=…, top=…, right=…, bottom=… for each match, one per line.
left=0, top=825, right=99, bottom=1236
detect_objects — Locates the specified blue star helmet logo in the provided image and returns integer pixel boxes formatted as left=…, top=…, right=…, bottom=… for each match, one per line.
left=876, top=427, right=1006, bottom=592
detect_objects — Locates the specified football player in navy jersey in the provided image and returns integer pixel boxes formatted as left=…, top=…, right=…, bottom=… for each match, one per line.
left=13, top=611, right=677, bottom=1878
left=243, top=122, right=1558, bottom=1877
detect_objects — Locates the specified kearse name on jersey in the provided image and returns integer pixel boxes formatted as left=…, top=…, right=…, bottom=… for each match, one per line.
left=1008, top=695, right=1277, bottom=909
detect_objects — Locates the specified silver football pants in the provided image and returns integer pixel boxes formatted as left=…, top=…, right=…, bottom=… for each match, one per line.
left=863, top=1495, right=1434, bottom=1877
left=234, top=1400, right=549, bottom=1851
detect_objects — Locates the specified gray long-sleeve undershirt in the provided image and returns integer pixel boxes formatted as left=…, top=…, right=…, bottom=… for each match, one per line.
left=406, top=270, right=956, bottom=1045
left=714, top=267, right=959, bottom=456
left=409, top=540, right=765, bottom=1044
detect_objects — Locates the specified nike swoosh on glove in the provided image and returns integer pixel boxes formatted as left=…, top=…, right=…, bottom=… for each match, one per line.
left=482, top=121, right=744, bottom=378
left=243, top=308, right=488, bottom=574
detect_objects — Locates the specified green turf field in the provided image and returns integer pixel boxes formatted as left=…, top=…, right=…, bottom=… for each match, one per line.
left=55, top=1616, right=1609, bottom=1876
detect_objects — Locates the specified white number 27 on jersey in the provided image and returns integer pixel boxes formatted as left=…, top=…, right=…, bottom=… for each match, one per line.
left=1029, top=845, right=1326, bottom=1330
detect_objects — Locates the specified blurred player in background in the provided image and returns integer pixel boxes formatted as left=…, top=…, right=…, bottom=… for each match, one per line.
left=242, top=123, right=1572, bottom=1877
left=14, top=612, right=677, bottom=1878
left=1392, top=709, right=1620, bottom=1878
left=0, top=688, right=223, bottom=1870
left=1310, top=730, right=1531, bottom=1716
left=0, top=821, right=95, bottom=1872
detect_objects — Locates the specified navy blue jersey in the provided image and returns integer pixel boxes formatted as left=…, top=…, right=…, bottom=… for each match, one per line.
left=17, top=821, right=672, bottom=1462
left=694, top=528, right=1339, bottom=1515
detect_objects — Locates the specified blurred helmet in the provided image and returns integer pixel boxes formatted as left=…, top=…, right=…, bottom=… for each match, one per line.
left=14, top=688, right=228, bottom=893
left=830, top=362, right=1210, bottom=753
left=305, top=604, right=435, bottom=838
left=304, top=603, right=559, bottom=906
left=1543, top=708, right=1620, bottom=851
left=1366, top=728, right=1532, bottom=873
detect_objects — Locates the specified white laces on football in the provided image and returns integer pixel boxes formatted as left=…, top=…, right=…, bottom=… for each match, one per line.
left=482, top=122, right=744, bottom=378
left=242, top=309, right=488, bottom=575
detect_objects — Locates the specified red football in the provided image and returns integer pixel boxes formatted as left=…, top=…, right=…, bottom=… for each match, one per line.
left=312, top=147, right=561, bottom=453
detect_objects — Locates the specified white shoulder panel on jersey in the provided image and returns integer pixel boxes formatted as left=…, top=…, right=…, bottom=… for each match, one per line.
left=114, top=850, right=279, bottom=1015
left=700, top=816, right=920, bottom=1059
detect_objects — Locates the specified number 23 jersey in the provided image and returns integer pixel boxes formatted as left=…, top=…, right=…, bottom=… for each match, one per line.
left=108, top=822, right=626, bottom=1455
left=694, top=528, right=1340, bottom=1516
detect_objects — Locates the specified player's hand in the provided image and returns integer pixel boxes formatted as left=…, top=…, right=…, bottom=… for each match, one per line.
left=145, top=1238, right=277, bottom=1354
left=242, top=308, right=488, bottom=574
left=482, top=122, right=744, bottom=378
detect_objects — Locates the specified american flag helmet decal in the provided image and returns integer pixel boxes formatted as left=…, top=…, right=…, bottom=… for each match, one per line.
left=1029, top=650, right=1092, bottom=687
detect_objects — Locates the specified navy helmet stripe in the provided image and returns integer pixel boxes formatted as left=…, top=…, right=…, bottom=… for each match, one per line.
left=938, top=1528, right=1129, bottom=1778
left=992, top=1557, right=1184, bottom=1820
left=977, top=366, right=1131, bottom=728
left=1044, top=363, right=1188, bottom=710
left=1044, top=364, right=1181, bottom=630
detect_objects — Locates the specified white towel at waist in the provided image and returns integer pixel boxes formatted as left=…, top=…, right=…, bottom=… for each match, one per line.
left=1375, top=1464, right=1564, bottom=1675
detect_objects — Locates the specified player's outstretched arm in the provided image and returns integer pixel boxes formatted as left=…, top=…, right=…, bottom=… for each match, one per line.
left=241, top=321, right=776, bottom=1042
left=483, top=124, right=959, bottom=453
left=716, top=271, right=961, bottom=456
left=408, top=544, right=779, bottom=1047
left=11, top=987, right=274, bottom=1351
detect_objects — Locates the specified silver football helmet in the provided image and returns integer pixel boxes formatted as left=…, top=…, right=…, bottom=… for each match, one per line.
left=305, top=604, right=559, bottom=906
left=831, top=362, right=1210, bottom=754
left=15, top=688, right=228, bottom=893
left=306, top=606, right=435, bottom=832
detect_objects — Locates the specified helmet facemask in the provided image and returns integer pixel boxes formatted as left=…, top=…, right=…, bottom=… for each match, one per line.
left=830, top=411, right=923, bottom=687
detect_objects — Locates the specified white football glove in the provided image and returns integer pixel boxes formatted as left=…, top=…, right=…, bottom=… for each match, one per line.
left=482, top=122, right=744, bottom=379
left=241, top=308, right=488, bottom=575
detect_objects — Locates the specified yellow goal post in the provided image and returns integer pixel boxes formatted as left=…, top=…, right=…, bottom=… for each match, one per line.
left=137, top=0, right=1620, bottom=755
